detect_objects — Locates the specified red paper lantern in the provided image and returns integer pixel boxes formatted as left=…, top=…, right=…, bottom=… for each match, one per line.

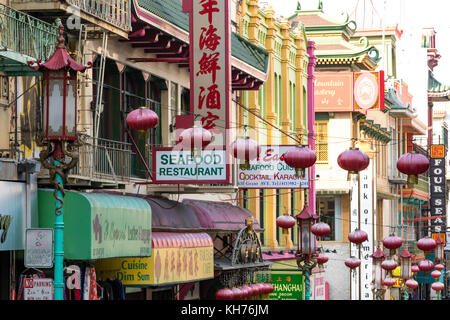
left=383, top=278, right=396, bottom=288
left=283, top=145, right=316, bottom=177
left=337, top=148, right=370, bottom=174
left=418, top=260, right=434, bottom=273
left=215, top=288, right=234, bottom=300
left=177, top=127, right=212, bottom=156
left=311, top=222, right=331, bottom=238
left=417, top=237, right=437, bottom=253
left=253, top=283, right=264, bottom=296
left=348, top=229, right=368, bottom=245
left=276, top=215, right=296, bottom=229
left=126, top=107, right=159, bottom=130
left=232, top=137, right=260, bottom=169
left=435, top=263, right=445, bottom=271
left=405, top=279, right=418, bottom=290
left=382, top=235, right=403, bottom=254
left=411, top=265, right=420, bottom=273
left=431, top=282, right=445, bottom=292
left=431, top=270, right=442, bottom=280
left=240, top=286, right=251, bottom=299
left=231, top=287, right=243, bottom=300
left=381, top=259, right=398, bottom=271
left=345, top=257, right=361, bottom=269
left=396, top=152, right=429, bottom=184
left=266, top=283, right=274, bottom=294
left=316, top=254, right=328, bottom=267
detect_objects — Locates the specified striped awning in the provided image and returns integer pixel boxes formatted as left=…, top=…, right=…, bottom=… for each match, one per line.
left=151, top=232, right=213, bottom=249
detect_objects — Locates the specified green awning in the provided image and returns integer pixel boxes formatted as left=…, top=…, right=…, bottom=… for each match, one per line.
left=38, top=190, right=152, bottom=260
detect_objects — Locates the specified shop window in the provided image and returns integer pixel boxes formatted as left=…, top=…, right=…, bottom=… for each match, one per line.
left=316, top=196, right=341, bottom=241
left=315, top=121, right=328, bottom=164
left=180, top=87, right=190, bottom=115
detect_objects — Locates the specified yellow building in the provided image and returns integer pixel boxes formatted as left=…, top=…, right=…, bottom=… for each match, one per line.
left=236, top=1, right=310, bottom=252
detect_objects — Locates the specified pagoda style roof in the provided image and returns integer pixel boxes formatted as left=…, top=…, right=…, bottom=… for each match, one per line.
left=288, top=1, right=379, bottom=70
left=428, top=71, right=450, bottom=101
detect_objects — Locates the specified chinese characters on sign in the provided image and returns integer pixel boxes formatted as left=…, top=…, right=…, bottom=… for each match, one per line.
left=430, top=145, right=447, bottom=234
left=189, top=0, right=230, bottom=142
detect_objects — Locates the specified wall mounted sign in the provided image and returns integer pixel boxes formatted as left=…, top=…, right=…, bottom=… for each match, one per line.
left=25, top=228, right=53, bottom=268
left=314, top=72, right=354, bottom=112
left=183, top=0, right=232, bottom=183
left=353, top=71, right=385, bottom=112
left=429, top=144, right=447, bottom=234
left=152, top=147, right=228, bottom=184
left=350, top=159, right=376, bottom=300
left=255, top=270, right=304, bottom=300
left=314, top=71, right=384, bottom=112
left=94, top=233, right=214, bottom=286
left=23, top=278, right=54, bottom=300
left=0, top=181, right=34, bottom=251
left=237, top=146, right=309, bottom=189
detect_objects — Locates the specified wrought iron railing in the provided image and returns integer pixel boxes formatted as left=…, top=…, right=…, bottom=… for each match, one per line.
left=11, top=0, right=131, bottom=32
left=0, top=4, right=59, bottom=61
left=66, top=0, right=131, bottom=31
left=72, top=135, right=132, bottom=183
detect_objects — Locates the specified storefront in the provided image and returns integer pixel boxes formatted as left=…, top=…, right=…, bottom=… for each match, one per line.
left=35, top=189, right=152, bottom=300
left=0, top=176, right=39, bottom=300
left=93, top=195, right=215, bottom=300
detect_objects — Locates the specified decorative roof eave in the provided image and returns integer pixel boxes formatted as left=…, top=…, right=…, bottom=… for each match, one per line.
left=385, top=88, right=414, bottom=118
left=359, top=119, right=391, bottom=143
left=28, top=25, right=92, bottom=73
left=132, top=0, right=269, bottom=82
left=428, top=70, right=450, bottom=101
left=400, top=118, right=427, bottom=136
left=316, top=53, right=378, bottom=71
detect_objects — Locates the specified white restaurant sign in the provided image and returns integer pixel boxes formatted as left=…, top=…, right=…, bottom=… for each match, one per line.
left=350, top=159, right=376, bottom=300
left=152, top=148, right=228, bottom=184
left=237, top=146, right=309, bottom=189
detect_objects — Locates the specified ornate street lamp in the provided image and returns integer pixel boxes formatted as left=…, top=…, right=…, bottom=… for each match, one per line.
left=399, top=247, right=414, bottom=281
left=371, top=244, right=387, bottom=300
left=434, top=237, right=445, bottom=263
left=28, top=24, right=91, bottom=300
left=295, top=194, right=319, bottom=300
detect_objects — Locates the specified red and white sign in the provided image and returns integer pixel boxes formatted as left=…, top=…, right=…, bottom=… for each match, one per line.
left=353, top=70, right=385, bottom=111
left=23, top=278, right=54, bottom=300
left=314, top=71, right=385, bottom=112
left=182, top=0, right=232, bottom=184
left=237, top=146, right=309, bottom=189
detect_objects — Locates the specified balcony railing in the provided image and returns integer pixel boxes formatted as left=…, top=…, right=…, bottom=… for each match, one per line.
left=0, top=4, right=59, bottom=62
left=11, top=0, right=131, bottom=33
left=72, top=135, right=132, bottom=184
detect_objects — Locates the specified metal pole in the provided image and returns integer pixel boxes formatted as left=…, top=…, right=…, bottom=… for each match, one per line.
left=53, top=158, right=64, bottom=300
left=304, top=269, right=310, bottom=300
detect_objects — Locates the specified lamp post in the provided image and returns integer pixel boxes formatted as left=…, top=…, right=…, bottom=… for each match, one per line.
left=28, top=24, right=91, bottom=300
left=295, top=193, right=318, bottom=300
left=371, top=243, right=387, bottom=300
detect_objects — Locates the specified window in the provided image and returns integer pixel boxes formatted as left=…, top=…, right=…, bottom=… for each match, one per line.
left=170, top=82, right=179, bottom=114
left=315, top=121, right=328, bottom=163
left=180, top=87, right=190, bottom=115
left=316, top=196, right=341, bottom=241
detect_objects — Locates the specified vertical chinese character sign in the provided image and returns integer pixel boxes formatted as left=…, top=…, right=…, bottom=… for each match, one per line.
left=183, top=0, right=232, bottom=183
